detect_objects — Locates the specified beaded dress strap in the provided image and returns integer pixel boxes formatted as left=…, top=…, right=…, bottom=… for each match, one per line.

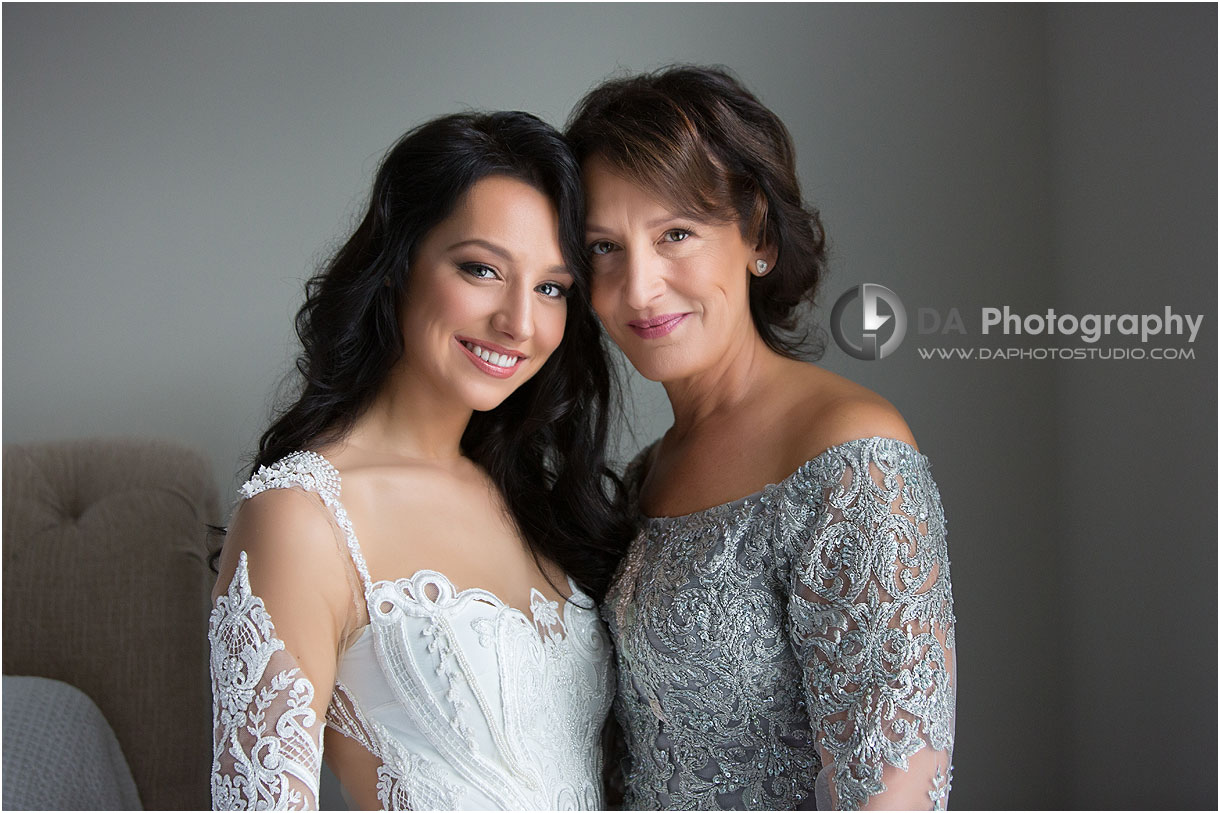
left=239, top=451, right=375, bottom=600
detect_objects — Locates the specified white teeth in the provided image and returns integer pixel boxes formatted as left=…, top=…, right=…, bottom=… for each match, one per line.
left=462, top=341, right=519, bottom=368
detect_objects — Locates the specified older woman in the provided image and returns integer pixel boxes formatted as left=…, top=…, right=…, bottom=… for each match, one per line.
left=567, top=67, right=957, bottom=810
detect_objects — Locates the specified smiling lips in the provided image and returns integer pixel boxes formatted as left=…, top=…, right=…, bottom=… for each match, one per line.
left=456, top=337, right=526, bottom=379
left=628, top=313, right=689, bottom=339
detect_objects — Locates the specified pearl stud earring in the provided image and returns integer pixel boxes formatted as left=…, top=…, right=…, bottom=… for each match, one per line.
left=752, top=259, right=770, bottom=277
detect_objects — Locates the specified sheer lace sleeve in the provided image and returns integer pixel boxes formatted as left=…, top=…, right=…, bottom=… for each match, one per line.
left=210, top=551, right=324, bottom=809
left=785, top=438, right=956, bottom=810
left=209, top=470, right=357, bottom=811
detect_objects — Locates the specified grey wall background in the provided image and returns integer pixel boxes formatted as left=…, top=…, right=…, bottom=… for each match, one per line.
left=4, top=4, right=1215, bottom=808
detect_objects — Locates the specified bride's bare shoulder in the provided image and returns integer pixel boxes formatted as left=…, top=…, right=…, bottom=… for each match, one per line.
left=214, top=475, right=352, bottom=623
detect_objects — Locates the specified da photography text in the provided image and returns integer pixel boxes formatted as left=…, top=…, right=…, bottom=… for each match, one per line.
left=920, top=305, right=1204, bottom=344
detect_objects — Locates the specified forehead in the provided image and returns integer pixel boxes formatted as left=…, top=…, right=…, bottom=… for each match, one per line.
left=415, top=175, right=569, bottom=275
left=442, top=175, right=559, bottom=235
left=584, top=158, right=743, bottom=240
left=582, top=153, right=734, bottom=228
left=583, top=158, right=677, bottom=215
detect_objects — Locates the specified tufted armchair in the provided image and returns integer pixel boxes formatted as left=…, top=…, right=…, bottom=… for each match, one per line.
left=2, top=437, right=223, bottom=810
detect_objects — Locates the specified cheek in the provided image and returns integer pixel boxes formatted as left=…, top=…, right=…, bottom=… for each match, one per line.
left=677, top=255, right=745, bottom=312
left=413, top=277, right=484, bottom=334
left=400, top=276, right=480, bottom=354
left=428, top=278, right=478, bottom=320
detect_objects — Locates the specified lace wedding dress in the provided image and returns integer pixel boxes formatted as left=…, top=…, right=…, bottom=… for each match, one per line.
left=606, top=437, right=956, bottom=810
left=209, top=452, right=615, bottom=810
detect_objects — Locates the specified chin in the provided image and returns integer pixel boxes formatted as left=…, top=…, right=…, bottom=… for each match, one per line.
left=466, top=389, right=517, bottom=413
left=465, top=372, right=538, bottom=413
left=621, top=345, right=704, bottom=384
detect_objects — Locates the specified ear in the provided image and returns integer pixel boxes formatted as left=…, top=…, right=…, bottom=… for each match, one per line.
left=755, top=239, right=778, bottom=271
left=750, top=237, right=778, bottom=277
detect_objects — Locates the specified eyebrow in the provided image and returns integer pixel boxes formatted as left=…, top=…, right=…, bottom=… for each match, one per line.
left=447, top=238, right=572, bottom=277
left=447, top=238, right=513, bottom=260
left=586, top=214, right=693, bottom=235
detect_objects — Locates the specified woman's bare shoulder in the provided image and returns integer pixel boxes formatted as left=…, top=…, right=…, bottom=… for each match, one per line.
left=779, top=364, right=917, bottom=468
left=215, top=484, right=348, bottom=603
left=213, top=482, right=353, bottom=685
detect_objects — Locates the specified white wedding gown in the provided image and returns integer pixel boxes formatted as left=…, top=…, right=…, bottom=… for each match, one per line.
left=209, top=451, right=615, bottom=810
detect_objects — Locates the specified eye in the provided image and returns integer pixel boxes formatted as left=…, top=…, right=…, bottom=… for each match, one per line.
left=536, top=282, right=569, bottom=299
left=661, top=228, right=692, bottom=243
left=460, top=262, right=498, bottom=280
left=588, top=240, right=617, bottom=256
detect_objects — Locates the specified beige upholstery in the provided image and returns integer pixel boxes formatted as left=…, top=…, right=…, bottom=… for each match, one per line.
left=3, top=437, right=223, bottom=810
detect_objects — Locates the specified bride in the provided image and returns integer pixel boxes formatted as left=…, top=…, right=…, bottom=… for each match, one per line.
left=209, top=111, right=630, bottom=810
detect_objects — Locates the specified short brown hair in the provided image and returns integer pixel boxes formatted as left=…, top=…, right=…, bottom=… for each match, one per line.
left=566, top=65, right=828, bottom=359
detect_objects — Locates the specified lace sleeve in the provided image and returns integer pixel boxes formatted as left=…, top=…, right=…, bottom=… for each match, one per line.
left=785, top=438, right=956, bottom=810
left=210, top=551, right=324, bottom=810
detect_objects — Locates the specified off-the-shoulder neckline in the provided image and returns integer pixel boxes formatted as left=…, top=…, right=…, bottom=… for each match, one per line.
left=636, top=435, right=930, bottom=523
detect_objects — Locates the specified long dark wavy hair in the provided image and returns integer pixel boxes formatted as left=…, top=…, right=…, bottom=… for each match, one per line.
left=251, top=111, right=632, bottom=600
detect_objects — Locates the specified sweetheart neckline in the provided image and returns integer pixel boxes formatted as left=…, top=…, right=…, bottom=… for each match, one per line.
left=370, top=568, right=594, bottom=616
left=346, top=567, right=597, bottom=648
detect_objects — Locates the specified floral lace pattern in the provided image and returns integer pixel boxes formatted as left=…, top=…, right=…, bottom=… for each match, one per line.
left=210, top=551, right=323, bottom=810
left=212, top=451, right=613, bottom=810
left=605, top=437, right=956, bottom=810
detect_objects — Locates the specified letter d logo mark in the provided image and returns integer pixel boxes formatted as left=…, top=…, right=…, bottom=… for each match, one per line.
left=830, top=284, right=907, bottom=360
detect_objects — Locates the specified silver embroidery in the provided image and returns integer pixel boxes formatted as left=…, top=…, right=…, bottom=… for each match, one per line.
left=605, top=437, right=956, bottom=810
left=929, top=765, right=953, bottom=810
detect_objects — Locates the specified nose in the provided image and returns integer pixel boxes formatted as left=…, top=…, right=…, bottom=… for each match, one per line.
left=622, top=249, right=666, bottom=311
left=490, top=283, right=534, bottom=342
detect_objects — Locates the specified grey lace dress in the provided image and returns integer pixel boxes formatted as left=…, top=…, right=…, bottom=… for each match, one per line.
left=605, top=436, right=956, bottom=810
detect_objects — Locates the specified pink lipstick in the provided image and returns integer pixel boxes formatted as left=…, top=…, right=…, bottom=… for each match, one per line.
left=627, top=313, right=689, bottom=339
left=455, top=336, right=526, bottom=379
